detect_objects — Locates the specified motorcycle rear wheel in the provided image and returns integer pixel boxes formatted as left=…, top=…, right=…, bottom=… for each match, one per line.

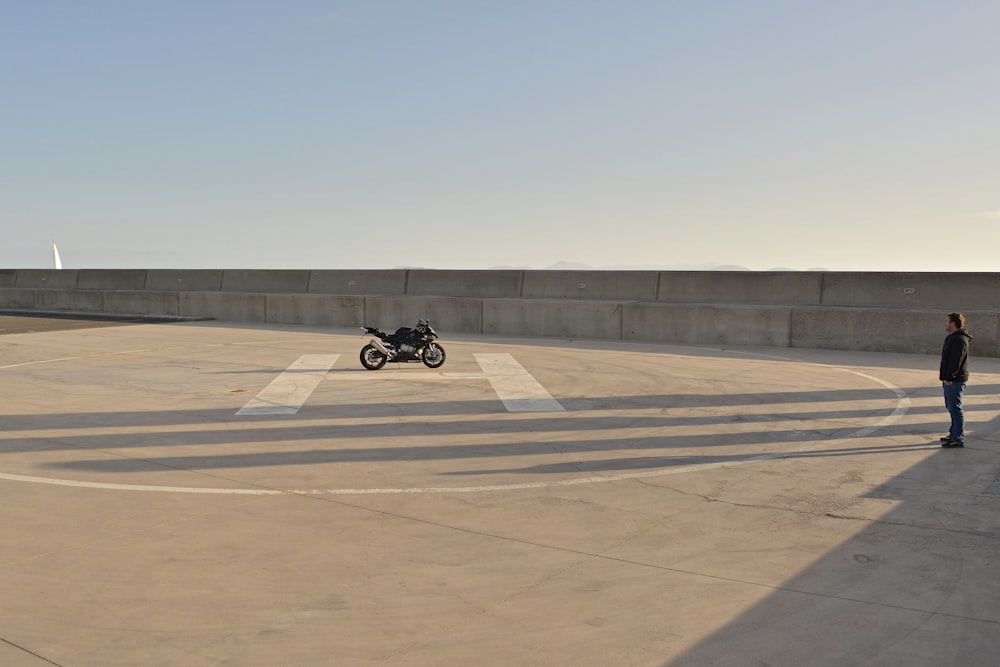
left=360, top=344, right=388, bottom=370
left=422, top=343, right=446, bottom=368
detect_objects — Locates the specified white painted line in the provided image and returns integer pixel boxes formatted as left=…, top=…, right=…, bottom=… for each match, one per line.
left=330, top=372, right=487, bottom=380
left=474, top=353, right=565, bottom=412
left=0, top=472, right=281, bottom=495
left=236, top=354, right=339, bottom=415
left=0, top=356, right=82, bottom=370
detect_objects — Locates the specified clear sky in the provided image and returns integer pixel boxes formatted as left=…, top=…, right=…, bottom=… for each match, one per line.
left=3, top=1, right=998, bottom=271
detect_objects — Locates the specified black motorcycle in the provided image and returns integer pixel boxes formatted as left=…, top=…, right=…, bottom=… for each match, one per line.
left=359, top=319, right=446, bottom=370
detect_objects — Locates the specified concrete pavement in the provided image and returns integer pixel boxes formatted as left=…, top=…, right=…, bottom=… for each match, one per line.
left=1, top=317, right=998, bottom=666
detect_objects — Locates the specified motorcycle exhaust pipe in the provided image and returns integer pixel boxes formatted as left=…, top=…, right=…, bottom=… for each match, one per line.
left=370, top=338, right=394, bottom=358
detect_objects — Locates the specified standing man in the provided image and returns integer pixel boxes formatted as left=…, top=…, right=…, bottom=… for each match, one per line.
left=940, top=312, right=972, bottom=448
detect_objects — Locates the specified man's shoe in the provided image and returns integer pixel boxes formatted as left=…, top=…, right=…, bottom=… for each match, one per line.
left=941, top=440, right=965, bottom=448
left=940, top=436, right=951, bottom=443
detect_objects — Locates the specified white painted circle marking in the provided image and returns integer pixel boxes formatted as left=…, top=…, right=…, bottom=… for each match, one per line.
left=0, top=344, right=912, bottom=495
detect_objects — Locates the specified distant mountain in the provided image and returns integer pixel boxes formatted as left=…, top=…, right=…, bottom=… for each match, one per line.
left=544, top=261, right=599, bottom=270
left=408, top=262, right=830, bottom=272
left=539, top=261, right=752, bottom=271
left=535, top=262, right=834, bottom=272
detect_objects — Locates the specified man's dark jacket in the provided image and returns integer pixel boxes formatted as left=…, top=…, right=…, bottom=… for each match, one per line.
left=940, top=329, right=972, bottom=382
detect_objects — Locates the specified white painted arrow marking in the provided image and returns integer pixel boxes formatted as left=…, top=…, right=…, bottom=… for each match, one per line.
left=236, top=354, right=340, bottom=415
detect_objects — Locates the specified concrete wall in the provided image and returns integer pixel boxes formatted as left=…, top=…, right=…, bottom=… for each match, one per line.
left=34, top=289, right=104, bottom=312
left=818, top=272, right=1000, bottom=310
left=657, top=271, right=822, bottom=305
left=103, top=291, right=179, bottom=316
left=2, top=269, right=997, bottom=357
left=179, top=292, right=265, bottom=322
left=265, top=294, right=364, bottom=327
left=307, top=270, right=406, bottom=295
left=484, top=299, right=622, bottom=339
left=77, top=269, right=147, bottom=290
left=791, top=307, right=1000, bottom=357
left=408, top=270, right=523, bottom=298
left=222, top=270, right=310, bottom=293
left=0, top=288, right=34, bottom=308
left=365, top=296, right=484, bottom=334
left=16, top=269, right=80, bottom=289
left=522, top=271, right=658, bottom=300
left=146, top=270, right=224, bottom=291
left=624, top=303, right=793, bottom=347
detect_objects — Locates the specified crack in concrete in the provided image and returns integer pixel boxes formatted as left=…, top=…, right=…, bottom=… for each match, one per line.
left=635, top=478, right=998, bottom=539
left=0, top=636, right=63, bottom=666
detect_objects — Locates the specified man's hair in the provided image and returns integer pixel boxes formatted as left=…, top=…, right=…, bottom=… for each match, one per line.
left=948, top=312, right=966, bottom=329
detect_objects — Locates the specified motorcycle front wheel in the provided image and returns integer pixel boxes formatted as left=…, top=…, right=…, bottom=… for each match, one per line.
left=360, top=344, right=388, bottom=370
left=422, top=343, right=446, bottom=368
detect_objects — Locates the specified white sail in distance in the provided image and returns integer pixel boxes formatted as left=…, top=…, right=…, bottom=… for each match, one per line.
left=52, top=241, right=63, bottom=269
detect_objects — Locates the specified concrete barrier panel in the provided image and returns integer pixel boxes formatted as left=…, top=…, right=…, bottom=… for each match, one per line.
left=658, top=271, right=822, bottom=305
left=364, top=297, right=482, bottom=334
left=407, top=270, right=523, bottom=298
left=0, top=288, right=35, bottom=308
left=623, top=303, right=792, bottom=347
left=266, top=294, right=364, bottom=326
left=180, top=292, right=264, bottom=322
left=146, top=270, right=224, bottom=292
left=77, top=269, right=147, bottom=290
left=15, top=270, right=79, bottom=289
left=222, top=270, right=310, bottom=293
left=522, top=271, right=658, bottom=300
left=307, top=270, right=407, bottom=295
left=791, top=307, right=1000, bottom=356
left=819, top=272, right=1000, bottom=310
left=35, top=289, right=102, bottom=312
left=103, top=291, right=179, bottom=316
left=484, top=299, right=623, bottom=339
left=7, top=267, right=1000, bottom=356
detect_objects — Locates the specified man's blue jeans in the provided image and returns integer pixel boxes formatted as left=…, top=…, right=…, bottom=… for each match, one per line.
left=943, top=381, right=967, bottom=444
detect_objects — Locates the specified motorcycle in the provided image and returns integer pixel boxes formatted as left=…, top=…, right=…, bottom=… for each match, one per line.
left=359, top=319, right=446, bottom=370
